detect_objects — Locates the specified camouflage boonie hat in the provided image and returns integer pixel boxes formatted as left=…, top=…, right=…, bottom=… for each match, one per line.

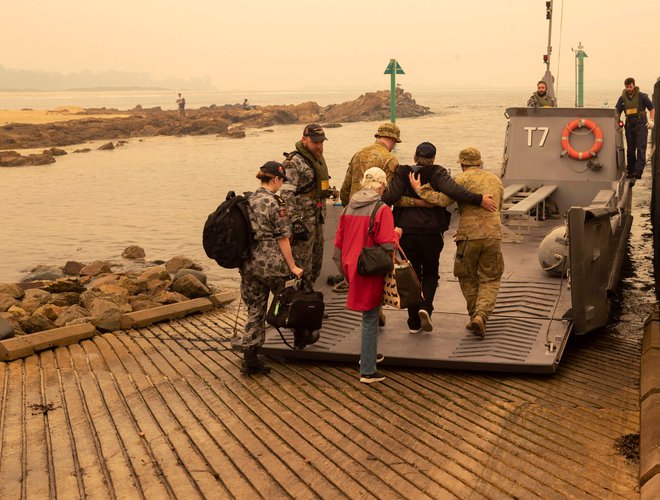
left=457, top=147, right=483, bottom=166
left=375, top=122, right=402, bottom=143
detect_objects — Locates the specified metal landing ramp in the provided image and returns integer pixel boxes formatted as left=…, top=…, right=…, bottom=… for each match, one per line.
left=261, top=207, right=573, bottom=374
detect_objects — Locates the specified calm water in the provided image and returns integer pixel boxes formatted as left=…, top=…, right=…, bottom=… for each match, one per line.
left=0, top=87, right=653, bottom=317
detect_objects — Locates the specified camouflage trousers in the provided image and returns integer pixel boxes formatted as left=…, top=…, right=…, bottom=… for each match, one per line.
left=453, top=239, right=504, bottom=321
left=291, top=209, right=324, bottom=290
left=231, top=272, right=286, bottom=352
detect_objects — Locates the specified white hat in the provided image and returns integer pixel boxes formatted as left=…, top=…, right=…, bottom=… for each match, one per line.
left=362, top=167, right=387, bottom=185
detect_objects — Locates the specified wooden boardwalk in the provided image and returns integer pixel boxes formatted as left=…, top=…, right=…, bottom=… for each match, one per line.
left=0, top=304, right=640, bottom=498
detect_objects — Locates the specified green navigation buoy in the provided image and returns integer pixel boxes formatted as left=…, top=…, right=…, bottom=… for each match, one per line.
left=574, top=42, right=588, bottom=108
left=384, top=59, right=405, bottom=123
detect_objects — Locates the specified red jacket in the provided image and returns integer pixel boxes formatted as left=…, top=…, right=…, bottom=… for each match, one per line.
left=333, top=189, right=399, bottom=311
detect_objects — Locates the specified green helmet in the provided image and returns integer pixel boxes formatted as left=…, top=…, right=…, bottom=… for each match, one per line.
left=457, top=147, right=483, bottom=166
left=375, top=122, right=402, bottom=143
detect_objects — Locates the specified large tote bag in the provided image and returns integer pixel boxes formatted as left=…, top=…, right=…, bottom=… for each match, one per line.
left=382, top=247, right=423, bottom=309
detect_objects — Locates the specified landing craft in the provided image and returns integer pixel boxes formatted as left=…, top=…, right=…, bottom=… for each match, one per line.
left=261, top=2, right=634, bottom=373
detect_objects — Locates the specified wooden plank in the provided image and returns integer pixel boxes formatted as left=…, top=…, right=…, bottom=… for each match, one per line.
left=23, top=355, right=52, bottom=499
left=163, top=316, right=384, bottom=498
left=54, top=347, right=113, bottom=499
left=66, top=342, right=143, bottom=498
left=99, top=333, right=206, bottom=500
left=503, top=183, right=526, bottom=202
left=81, top=338, right=172, bottom=499
left=113, top=332, right=235, bottom=498
left=0, top=361, right=24, bottom=499
left=39, top=349, right=83, bottom=499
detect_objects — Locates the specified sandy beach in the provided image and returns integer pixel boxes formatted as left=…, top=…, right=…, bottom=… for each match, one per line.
left=0, top=107, right=128, bottom=125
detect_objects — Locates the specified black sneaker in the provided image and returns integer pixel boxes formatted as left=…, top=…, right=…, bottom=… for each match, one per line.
left=360, top=353, right=385, bottom=366
left=360, top=372, right=386, bottom=384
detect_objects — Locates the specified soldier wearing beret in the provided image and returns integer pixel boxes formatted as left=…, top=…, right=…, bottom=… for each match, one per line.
left=410, top=147, right=504, bottom=338
left=232, top=161, right=303, bottom=375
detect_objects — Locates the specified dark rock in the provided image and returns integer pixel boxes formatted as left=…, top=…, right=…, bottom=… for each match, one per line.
left=43, top=147, right=67, bottom=156
left=165, top=256, right=203, bottom=273
left=19, top=314, right=57, bottom=334
left=129, top=297, right=162, bottom=311
left=89, top=299, right=122, bottom=331
left=80, top=261, right=112, bottom=277
left=0, top=293, right=19, bottom=312
left=171, top=274, right=210, bottom=299
left=138, top=267, right=170, bottom=282
left=63, top=261, right=85, bottom=275
left=122, top=245, right=146, bottom=260
left=0, top=316, right=14, bottom=340
left=50, top=292, right=81, bottom=307
left=73, top=148, right=91, bottom=153
left=33, top=304, right=64, bottom=321
left=322, top=123, right=342, bottom=128
left=42, top=278, right=86, bottom=293
left=173, top=268, right=207, bottom=284
left=54, top=305, right=89, bottom=327
left=20, top=289, right=52, bottom=314
left=21, top=265, right=64, bottom=282
left=152, top=291, right=189, bottom=304
left=0, top=283, right=25, bottom=299
left=98, top=142, right=115, bottom=150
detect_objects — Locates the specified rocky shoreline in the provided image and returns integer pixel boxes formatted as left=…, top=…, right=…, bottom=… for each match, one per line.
left=0, top=88, right=431, bottom=166
left=0, top=245, right=222, bottom=339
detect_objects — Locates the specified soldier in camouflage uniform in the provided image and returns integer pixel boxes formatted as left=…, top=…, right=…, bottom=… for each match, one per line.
left=410, top=147, right=504, bottom=338
left=339, top=122, right=402, bottom=206
left=527, top=81, right=557, bottom=108
left=280, top=124, right=331, bottom=291
left=232, top=161, right=303, bottom=375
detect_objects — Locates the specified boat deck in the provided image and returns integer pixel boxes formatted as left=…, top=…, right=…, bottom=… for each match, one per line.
left=262, top=215, right=572, bottom=373
left=0, top=306, right=639, bottom=498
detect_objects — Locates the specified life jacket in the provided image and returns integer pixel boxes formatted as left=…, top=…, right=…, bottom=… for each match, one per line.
left=621, top=87, right=644, bottom=119
left=283, top=148, right=331, bottom=199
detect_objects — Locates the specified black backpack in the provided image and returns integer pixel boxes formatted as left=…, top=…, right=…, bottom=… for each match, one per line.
left=202, top=191, right=253, bottom=268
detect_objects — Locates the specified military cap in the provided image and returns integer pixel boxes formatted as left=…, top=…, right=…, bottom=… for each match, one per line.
left=260, top=160, right=292, bottom=181
left=415, top=142, right=436, bottom=159
left=457, top=147, right=483, bottom=166
left=303, top=123, right=328, bottom=143
left=375, top=122, right=402, bottom=143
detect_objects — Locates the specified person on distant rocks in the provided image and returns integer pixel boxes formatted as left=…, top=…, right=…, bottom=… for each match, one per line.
left=616, top=77, right=655, bottom=179
left=280, top=124, right=331, bottom=292
left=382, top=142, right=497, bottom=334
left=410, top=147, right=503, bottom=338
left=340, top=122, right=403, bottom=206
left=231, top=161, right=303, bottom=375
left=176, top=93, right=186, bottom=117
left=242, top=98, right=251, bottom=110
left=527, top=81, right=556, bottom=108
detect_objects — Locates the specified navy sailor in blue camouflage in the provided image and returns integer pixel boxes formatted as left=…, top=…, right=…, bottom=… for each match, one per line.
left=232, top=161, right=303, bottom=375
left=280, top=124, right=331, bottom=290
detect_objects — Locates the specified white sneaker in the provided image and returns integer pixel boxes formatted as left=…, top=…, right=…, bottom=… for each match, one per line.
left=419, top=310, right=433, bottom=332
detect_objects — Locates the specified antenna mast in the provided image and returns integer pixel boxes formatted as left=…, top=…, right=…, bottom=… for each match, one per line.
left=542, top=1, right=556, bottom=102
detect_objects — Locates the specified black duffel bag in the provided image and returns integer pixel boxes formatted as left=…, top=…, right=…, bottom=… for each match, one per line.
left=266, top=286, right=325, bottom=331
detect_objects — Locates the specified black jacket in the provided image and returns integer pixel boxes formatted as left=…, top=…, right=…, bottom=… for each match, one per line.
left=381, top=164, right=483, bottom=234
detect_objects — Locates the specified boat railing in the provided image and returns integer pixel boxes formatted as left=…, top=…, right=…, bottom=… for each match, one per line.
left=503, top=184, right=558, bottom=234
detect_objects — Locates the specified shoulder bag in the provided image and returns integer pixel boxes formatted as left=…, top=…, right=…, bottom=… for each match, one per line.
left=357, top=202, right=394, bottom=276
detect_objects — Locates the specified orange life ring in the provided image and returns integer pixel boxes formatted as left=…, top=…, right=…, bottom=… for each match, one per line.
left=561, top=118, right=604, bottom=160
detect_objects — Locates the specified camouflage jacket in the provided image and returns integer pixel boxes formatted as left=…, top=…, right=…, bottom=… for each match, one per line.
left=242, top=187, right=292, bottom=277
left=417, top=167, right=503, bottom=240
left=340, top=141, right=398, bottom=206
left=527, top=92, right=556, bottom=108
left=280, top=151, right=326, bottom=222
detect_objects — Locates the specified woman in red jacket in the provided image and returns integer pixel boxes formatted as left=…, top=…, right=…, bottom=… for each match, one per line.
left=333, top=167, right=401, bottom=384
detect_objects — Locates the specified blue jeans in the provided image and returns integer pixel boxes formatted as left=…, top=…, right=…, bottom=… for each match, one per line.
left=360, top=306, right=380, bottom=375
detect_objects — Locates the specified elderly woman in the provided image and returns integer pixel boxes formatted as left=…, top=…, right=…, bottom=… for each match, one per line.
left=333, top=167, right=401, bottom=384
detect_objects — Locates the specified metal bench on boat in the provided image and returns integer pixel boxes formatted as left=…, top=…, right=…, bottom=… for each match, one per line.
left=504, top=184, right=558, bottom=233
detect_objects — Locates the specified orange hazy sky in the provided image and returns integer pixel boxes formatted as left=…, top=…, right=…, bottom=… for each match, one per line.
left=2, top=0, right=659, bottom=91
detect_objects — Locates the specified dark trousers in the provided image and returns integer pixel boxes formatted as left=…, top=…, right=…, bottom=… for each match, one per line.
left=625, top=121, right=648, bottom=175
left=399, top=232, right=444, bottom=327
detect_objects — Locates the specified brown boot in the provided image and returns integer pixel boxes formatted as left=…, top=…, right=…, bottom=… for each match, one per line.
left=469, top=316, right=486, bottom=338
left=240, top=347, right=271, bottom=375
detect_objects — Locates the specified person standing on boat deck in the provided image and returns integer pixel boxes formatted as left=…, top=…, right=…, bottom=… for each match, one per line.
left=527, top=81, right=556, bottom=108
left=280, top=124, right=331, bottom=291
left=334, top=167, right=401, bottom=384
left=382, top=142, right=497, bottom=334
left=340, top=122, right=402, bottom=207
left=410, top=147, right=503, bottom=338
left=615, top=77, right=655, bottom=179
left=176, top=93, right=186, bottom=117
left=232, top=161, right=303, bottom=375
